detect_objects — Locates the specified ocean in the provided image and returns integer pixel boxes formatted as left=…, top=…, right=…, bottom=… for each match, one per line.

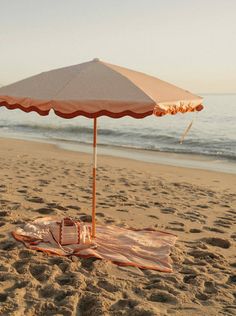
left=0, top=94, right=235, bottom=173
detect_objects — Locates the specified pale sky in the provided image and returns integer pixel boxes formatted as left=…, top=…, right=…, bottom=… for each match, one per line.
left=0, top=0, right=235, bottom=93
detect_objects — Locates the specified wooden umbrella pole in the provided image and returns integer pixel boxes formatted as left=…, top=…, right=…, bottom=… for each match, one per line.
left=92, top=117, right=97, bottom=238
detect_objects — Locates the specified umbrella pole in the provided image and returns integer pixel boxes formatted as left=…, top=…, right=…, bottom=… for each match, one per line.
left=92, top=117, right=97, bottom=238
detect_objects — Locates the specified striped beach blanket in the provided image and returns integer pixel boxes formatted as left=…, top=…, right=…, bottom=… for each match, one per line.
left=13, top=217, right=177, bottom=272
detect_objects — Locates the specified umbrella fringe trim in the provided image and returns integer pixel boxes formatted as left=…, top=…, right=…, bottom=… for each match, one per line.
left=0, top=99, right=203, bottom=119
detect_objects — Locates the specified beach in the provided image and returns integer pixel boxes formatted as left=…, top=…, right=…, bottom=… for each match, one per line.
left=0, top=137, right=235, bottom=316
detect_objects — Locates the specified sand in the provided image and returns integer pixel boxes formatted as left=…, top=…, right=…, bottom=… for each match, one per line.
left=0, top=137, right=235, bottom=316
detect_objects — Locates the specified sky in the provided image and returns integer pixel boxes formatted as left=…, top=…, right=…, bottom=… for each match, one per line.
left=0, top=0, right=235, bottom=93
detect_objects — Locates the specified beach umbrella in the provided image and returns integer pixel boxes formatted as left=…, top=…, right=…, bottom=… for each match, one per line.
left=0, top=58, right=203, bottom=238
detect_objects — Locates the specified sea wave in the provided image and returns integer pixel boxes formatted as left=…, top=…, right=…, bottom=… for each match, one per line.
left=0, top=123, right=179, bottom=141
left=46, top=137, right=236, bottom=162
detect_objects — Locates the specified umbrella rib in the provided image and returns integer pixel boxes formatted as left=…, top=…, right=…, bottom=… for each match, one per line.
left=50, top=62, right=94, bottom=99
left=100, top=61, right=156, bottom=105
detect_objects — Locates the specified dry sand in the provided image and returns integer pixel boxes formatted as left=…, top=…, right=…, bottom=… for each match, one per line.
left=0, top=137, right=235, bottom=316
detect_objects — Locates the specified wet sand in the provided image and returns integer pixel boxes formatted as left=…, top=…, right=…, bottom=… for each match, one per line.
left=0, top=137, right=235, bottom=316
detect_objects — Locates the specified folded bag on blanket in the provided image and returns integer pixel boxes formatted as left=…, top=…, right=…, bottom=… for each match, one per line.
left=50, top=217, right=91, bottom=246
left=48, top=217, right=96, bottom=254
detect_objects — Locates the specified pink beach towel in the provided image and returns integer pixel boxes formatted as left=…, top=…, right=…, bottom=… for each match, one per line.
left=12, top=217, right=177, bottom=272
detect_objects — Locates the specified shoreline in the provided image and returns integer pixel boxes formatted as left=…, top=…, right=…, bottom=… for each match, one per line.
left=0, top=136, right=235, bottom=190
left=1, top=134, right=236, bottom=175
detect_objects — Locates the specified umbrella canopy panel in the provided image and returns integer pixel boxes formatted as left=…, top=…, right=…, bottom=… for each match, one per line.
left=0, top=58, right=203, bottom=118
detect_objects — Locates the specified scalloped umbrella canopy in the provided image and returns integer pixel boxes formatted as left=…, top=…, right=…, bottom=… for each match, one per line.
left=0, top=58, right=203, bottom=118
left=0, top=58, right=203, bottom=238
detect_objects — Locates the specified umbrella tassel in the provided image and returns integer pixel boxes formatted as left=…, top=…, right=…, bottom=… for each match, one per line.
left=180, top=120, right=193, bottom=144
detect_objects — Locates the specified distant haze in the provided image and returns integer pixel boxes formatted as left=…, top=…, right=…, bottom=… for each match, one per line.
left=0, top=0, right=235, bottom=93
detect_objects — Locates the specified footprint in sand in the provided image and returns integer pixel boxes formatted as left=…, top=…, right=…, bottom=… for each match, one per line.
left=183, top=274, right=198, bottom=284
left=13, top=259, right=29, bottom=274
left=230, top=262, right=236, bottom=269
left=0, top=185, right=7, bottom=193
left=0, top=240, right=17, bottom=251
left=86, top=281, right=103, bottom=294
left=29, top=264, right=52, bottom=282
left=160, top=190, right=169, bottom=195
left=189, top=228, right=202, bottom=233
left=46, top=202, right=59, bottom=208
left=148, top=290, right=179, bottom=304
left=66, top=205, right=81, bottom=211
left=202, top=237, right=231, bottom=249
left=12, top=219, right=26, bottom=225
left=0, top=293, right=7, bottom=303
left=195, top=292, right=209, bottom=301
left=9, top=202, right=21, bottom=210
left=145, top=277, right=181, bottom=296
left=218, top=215, right=234, bottom=221
left=80, top=215, right=92, bottom=222
left=49, top=257, right=71, bottom=269
left=40, top=284, right=59, bottom=299
left=203, top=226, right=225, bottom=234
left=169, top=221, right=184, bottom=227
left=227, top=210, right=236, bottom=215
left=96, top=212, right=105, bottom=217
left=116, top=209, right=129, bottom=213
left=105, top=218, right=116, bottom=224
left=137, top=203, right=149, bottom=208
left=56, top=272, right=81, bottom=287
left=26, top=196, right=44, bottom=203
left=196, top=204, right=209, bottom=209
left=148, top=215, right=159, bottom=219
left=80, top=258, right=98, bottom=271
left=104, top=202, right=116, bottom=207
left=55, top=205, right=68, bottom=211
left=180, top=266, right=199, bottom=277
left=19, top=249, right=35, bottom=259
left=0, top=210, right=11, bottom=217
left=231, top=233, right=236, bottom=241
left=38, top=179, right=50, bottom=187
left=179, top=211, right=206, bottom=224
left=59, top=192, right=68, bottom=197
left=54, top=289, right=75, bottom=303
left=220, top=203, right=230, bottom=208
left=97, top=279, right=119, bottom=293
left=214, top=218, right=232, bottom=228
left=166, top=221, right=185, bottom=231
left=14, top=279, right=30, bottom=290
left=221, top=307, right=236, bottom=316
left=17, top=189, right=27, bottom=194
left=166, top=225, right=185, bottom=232
left=228, top=275, right=236, bottom=284
left=35, top=207, right=56, bottom=215
left=154, top=202, right=163, bottom=207
left=161, top=207, right=176, bottom=214
left=78, top=293, right=106, bottom=315
left=188, top=249, right=224, bottom=263
left=111, top=298, right=140, bottom=310
left=98, top=202, right=110, bottom=208
left=204, top=281, right=217, bottom=294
